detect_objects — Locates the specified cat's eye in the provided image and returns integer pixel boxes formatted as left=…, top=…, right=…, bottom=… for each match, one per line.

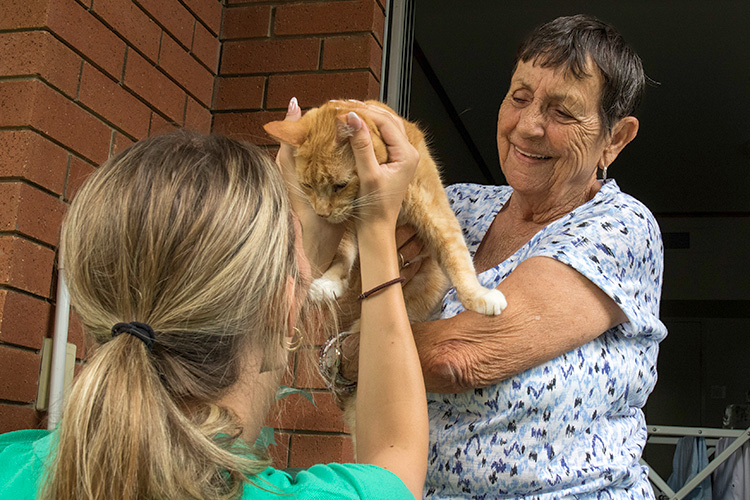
left=333, top=183, right=348, bottom=192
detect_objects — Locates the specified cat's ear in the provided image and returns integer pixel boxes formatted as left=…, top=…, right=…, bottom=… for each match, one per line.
left=264, top=120, right=307, bottom=147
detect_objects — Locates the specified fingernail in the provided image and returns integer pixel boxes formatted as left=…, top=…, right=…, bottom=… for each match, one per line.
left=347, top=111, right=362, bottom=131
left=288, top=97, right=299, bottom=114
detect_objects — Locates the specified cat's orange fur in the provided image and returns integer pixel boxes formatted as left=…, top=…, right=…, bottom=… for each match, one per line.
left=264, top=100, right=506, bottom=324
left=264, top=100, right=506, bottom=440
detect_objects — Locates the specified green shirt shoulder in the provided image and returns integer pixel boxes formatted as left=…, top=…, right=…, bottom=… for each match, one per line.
left=0, top=430, right=412, bottom=500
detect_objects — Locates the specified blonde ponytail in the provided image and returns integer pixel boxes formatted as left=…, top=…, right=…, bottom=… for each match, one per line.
left=43, top=131, right=301, bottom=500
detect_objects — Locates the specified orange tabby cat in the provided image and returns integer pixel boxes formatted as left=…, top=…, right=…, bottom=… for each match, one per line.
left=264, top=100, right=507, bottom=327
left=265, top=99, right=506, bottom=442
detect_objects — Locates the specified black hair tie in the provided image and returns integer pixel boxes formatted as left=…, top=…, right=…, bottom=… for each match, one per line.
left=111, top=322, right=156, bottom=352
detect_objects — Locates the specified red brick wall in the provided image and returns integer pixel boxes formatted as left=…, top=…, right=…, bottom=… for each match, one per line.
left=0, top=0, right=219, bottom=432
left=0, top=0, right=386, bottom=471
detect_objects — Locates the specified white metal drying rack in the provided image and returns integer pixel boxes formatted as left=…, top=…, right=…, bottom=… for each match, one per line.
left=641, top=424, right=750, bottom=500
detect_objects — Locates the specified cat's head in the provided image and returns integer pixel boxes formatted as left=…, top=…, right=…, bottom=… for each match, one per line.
left=264, top=100, right=387, bottom=224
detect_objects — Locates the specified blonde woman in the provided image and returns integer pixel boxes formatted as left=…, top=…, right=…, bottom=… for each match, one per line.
left=0, top=102, right=427, bottom=499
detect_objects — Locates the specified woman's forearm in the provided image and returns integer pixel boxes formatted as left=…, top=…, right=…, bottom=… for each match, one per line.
left=355, top=224, right=428, bottom=490
left=295, top=208, right=345, bottom=278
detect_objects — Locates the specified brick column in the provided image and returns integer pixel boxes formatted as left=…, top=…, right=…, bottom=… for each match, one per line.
left=0, top=0, right=219, bottom=433
left=215, top=0, right=386, bottom=468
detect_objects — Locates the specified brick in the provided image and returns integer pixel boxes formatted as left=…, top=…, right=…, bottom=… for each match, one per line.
left=322, top=34, right=382, bottom=77
left=149, top=112, right=180, bottom=136
left=0, top=289, right=52, bottom=350
left=221, top=38, right=320, bottom=76
left=212, top=110, right=285, bottom=145
left=213, top=76, right=265, bottom=110
left=182, top=0, right=222, bottom=36
left=221, top=5, right=270, bottom=40
left=0, top=236, right=55, bottom=297
left=0, top=345, right=40, bottom=403
left=184, top=97, right=211, bottom=133
left=275, top=0, right=382, bottom=42
left=0, top=0, right=49, bottom=29
left=136, top=0, right=195, bottom=48
left=124, top=51, right=185, bottom=123
left=0, top=130, right=67, bottom=195
left=0, top=80, right=111, bottom=165
left=289, top=434, right=353, bottom=468
left=112, top=132, right=135, bottom=156
left=0, top=31, right=81, bottom=98
left=92, top=0, right=161, bottom=62
left=0, top=404, right=39, bottom=433
left=192, top=21, right=220, bottom=73
left=268, top=431, right=290, bottom=468
left=265, top=391, right=345, bottom=432
left=65, top=155, right=96, bottom=202
left=0, top=182, right=66, bottom=246
left=266, top=72, right=380, bottom=109
left=79, top=63, right=151, bottom=139
left=159, top=34, right=214, bottom=107
left=46, top=0, right=128, bottom=80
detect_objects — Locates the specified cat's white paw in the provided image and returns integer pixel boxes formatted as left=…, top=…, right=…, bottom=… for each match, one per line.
left=463, top=288, right=507, bottom=316
left=309, top=276, right=347, bottom=301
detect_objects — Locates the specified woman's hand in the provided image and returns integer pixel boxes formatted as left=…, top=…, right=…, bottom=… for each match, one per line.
left=344, top=106, right=419, bottom=228
left=276, top=97, right=345, bottom=278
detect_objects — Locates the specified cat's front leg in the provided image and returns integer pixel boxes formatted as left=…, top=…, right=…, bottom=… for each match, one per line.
left=309, top=231, right=358, bottom=301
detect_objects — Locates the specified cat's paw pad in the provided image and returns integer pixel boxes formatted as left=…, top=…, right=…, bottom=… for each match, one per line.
left=463, top=289, right=507, bottom=316
left=309, top=276, right=347, bottom=301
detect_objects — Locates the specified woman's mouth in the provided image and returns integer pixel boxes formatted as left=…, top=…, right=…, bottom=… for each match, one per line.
left=514, top=145, right=552, bottom=160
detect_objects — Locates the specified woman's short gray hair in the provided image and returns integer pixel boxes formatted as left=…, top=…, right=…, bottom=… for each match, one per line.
left=515, top=14, right=645, bottom=133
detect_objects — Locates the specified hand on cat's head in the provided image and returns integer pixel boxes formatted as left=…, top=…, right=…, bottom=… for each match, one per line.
left=344, top=104, right=418, bottom=227
left=274, top=97, right=302, bottom=183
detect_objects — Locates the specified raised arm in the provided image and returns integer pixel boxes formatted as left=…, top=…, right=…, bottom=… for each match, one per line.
left=413, top=255, right=627, bottom=393
left=276, top=97, right=345, bottom=277
left=345, top=105, right=427, bottom=499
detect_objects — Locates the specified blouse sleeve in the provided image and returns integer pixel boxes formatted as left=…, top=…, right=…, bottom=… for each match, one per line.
left=530, top=193, right=666, bottom=341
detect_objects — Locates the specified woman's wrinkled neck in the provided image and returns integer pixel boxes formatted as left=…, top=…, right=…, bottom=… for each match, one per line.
left=507, top=178, right=602, bottom=225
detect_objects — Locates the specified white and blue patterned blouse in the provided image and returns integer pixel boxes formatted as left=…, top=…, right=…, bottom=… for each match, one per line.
left=425, top=180, right=667, bottom=499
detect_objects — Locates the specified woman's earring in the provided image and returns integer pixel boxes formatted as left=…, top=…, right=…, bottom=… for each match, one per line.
left=601, top=164, right=608, bottom=180
left=286, top=327, right=303, bottom=351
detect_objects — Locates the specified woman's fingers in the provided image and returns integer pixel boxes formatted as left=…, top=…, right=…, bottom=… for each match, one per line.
left=346, top=112, right=381, bottom=186
left=276, top=97, right=301, bottom=176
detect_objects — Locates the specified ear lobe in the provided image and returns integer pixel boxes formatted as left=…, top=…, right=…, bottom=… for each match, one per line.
left=264, top=120, right=307, bottom=147
left=600, top=116, right=639, bottom=168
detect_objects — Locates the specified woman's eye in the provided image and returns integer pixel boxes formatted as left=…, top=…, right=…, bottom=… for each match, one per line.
left=333, top=183, right=347, bottom=192
left=553, top=108, right=575, bottom=121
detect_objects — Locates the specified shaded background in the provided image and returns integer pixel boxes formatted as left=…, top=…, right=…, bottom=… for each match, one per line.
left=409, top=0, right=750, bottom=476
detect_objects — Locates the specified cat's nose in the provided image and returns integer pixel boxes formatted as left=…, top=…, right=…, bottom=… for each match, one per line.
left=314, top=204, right=332, bottom=217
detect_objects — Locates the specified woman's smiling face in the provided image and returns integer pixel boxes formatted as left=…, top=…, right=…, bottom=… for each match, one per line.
left=497, top=59, right=610, bottom=201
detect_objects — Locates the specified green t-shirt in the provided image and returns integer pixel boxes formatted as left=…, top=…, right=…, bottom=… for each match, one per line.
left=0, top=430, right=414, bottom=499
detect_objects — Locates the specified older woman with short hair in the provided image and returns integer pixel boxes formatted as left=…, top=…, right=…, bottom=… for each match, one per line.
left=339, top=14, right=667, bottom=499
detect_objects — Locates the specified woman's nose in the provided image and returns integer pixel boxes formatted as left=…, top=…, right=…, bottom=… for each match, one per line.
left=516, top=103, right=546, bottom=138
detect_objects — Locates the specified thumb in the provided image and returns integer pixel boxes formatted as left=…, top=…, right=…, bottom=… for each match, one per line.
left=346, top=112, right=379, bottom=183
